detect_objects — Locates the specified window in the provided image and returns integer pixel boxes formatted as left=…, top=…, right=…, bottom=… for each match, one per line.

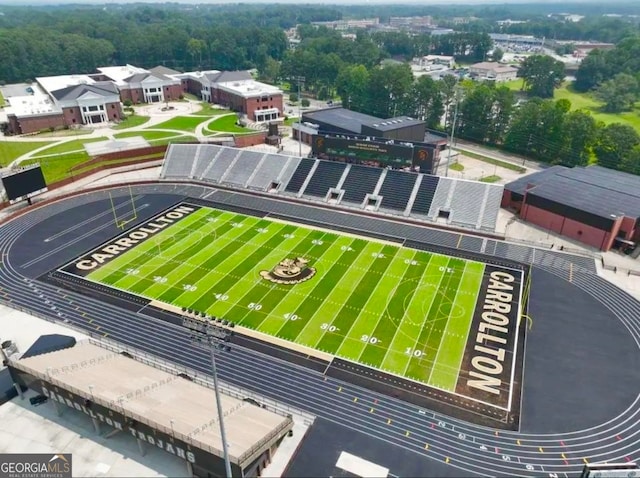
left=111, top=104, right=115, bottom=109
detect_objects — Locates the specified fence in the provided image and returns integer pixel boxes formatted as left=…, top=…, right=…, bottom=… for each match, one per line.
left=601, top=257, right=640, bottom=276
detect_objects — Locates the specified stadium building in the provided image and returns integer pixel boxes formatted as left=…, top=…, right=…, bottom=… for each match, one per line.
left=293, top=107, right=447, bottom=174
left=502, top=165, right=640, bottom=252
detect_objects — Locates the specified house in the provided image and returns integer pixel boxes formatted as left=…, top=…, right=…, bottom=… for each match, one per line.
left=180, top=70, right=283, bottom=122
left=469, top=62, right=519, bottom=81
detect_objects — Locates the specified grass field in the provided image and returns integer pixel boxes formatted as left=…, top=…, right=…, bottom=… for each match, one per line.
left=206, top=114, right=253, bottom=134
left=0, top=141, right=53, bottom=166
left=76, top=204, right=521, bottom=396
left=112, top=115, right=150, bottom=130
left=149, top=116, right=206, bottom=132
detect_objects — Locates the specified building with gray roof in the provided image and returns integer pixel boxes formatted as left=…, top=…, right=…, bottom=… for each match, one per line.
left=503, top=165, right=640, bottom=251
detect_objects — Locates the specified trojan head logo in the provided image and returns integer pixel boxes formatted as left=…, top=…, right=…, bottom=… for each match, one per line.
left=418, top=149, right=428, bottom=160
left=315, top=137, right=324, bottom=149
left=260, top=257, right=316, bottom=284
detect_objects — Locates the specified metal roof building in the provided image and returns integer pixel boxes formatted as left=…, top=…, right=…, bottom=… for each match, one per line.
left=503, top=165, right=640, bottom=251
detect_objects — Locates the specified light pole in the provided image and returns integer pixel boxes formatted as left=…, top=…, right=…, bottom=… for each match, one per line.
left=294, top=75, right=305, bottom=158
left=445, top=86, right=462, bottom=178
left=183, top=316, right=233, bottom=478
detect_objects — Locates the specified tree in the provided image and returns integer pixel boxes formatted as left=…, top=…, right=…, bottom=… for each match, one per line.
left=619, top=145, right=640, bottom=175
left=593, top=123, right=640, bottom=171
left=439, top=74, right=459, bottom=130
left=458, top=83, right=496, bottom=143
left=558, top=110, right=598, bottom=167
left=595, top=73, right=639, bottom=113
left=365, top=63, right=414, bottom=118
left=574, top=49, right=609, bottom=92
left=492, top=47, right=504, bottom=62
left=335, top=64, right=370, bottom=112
left=259, top=56, right=280, bottom=83
left=518, top=55, right=565, bottom=98
left=411, top=75, right=444, bottom=129
left=187, top=38, right=206, bottom=67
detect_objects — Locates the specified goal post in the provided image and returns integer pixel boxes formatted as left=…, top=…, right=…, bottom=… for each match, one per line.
left=109, top=186, right=137, bottom=230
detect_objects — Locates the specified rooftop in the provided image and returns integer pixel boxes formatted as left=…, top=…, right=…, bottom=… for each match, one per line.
left=470, top=62, right=519, bottom=72
left=365, top=116, right=424, bottom=131
left=50, top=82, right=120, bottom=101
left=302, top=107, right=383, bottom=134
left=505, top=165, right=640, bottom=219
left=216, top=79, right=282, bottom=98
left=11, top=341, right=292, bottom=468
left=97, top=64, right=148, bottom=85
left=37, top=74, right=97, bottom=95
left=1, top=83, right=61, bottom=118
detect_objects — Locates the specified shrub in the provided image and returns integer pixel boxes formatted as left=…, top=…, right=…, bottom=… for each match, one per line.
left=123, top=99, right=133, bottom=107
left=301, top=98, right=310, bottom=107
left=289, top=93, right=298, bottom=103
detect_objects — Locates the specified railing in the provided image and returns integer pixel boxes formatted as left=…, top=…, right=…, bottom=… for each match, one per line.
left=601, top=257, right=640, bottom=276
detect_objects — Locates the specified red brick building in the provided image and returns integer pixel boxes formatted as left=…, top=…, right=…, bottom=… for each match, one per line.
left=181, top=70, right=283, bottom=122
left=502, top=165, right=640, bottom=251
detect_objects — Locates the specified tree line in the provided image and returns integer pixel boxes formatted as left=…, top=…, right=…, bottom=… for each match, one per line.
left=0, top=4, right=337, bottom=83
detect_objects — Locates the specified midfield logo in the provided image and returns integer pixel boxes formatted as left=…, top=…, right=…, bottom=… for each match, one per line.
left=260, top=257, right=316, bottom=284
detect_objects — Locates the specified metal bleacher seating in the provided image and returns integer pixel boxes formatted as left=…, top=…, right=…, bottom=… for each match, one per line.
left=479, top=185, right=504, bottom=230
left=303, top=161, right=347, bottom=198
left=448, top=180, right=487, bottom=229
left=161, top=144, right=504, bottom=232
left=378, top=170, right=418, bottom=211
left=340, top=165, right=382, bottom=204
left=222, top=150, right=264, bottom=186
left=192, top=144, right=223, bottom=179
left=425, top=177, right=455, bottom=219
left=284, top=158, right=315, bottom=194
left=161, top=144, right=200, bottom=178
left=248, top=154, right=290, bottom=190
left=202, top=147, right=239, bottom=183
left=410, top=175, right=440, bottom=215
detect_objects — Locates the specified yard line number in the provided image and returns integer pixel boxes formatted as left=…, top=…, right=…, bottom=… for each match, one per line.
left=321, top=323, right=339, bottom=332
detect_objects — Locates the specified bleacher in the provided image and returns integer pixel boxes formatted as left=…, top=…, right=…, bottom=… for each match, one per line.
left=378, top=170, right=418, bottom=211
left=303, top=161, right=347, bottom=198
left=284, top=158, right=316, bottom=194
left=341, top=165, right=382, bottom=204
left=222, top=150, right=264, bottom=186
left=410, top=175, right=440, bottom=215
left=161, top=144, right=504, bottom=232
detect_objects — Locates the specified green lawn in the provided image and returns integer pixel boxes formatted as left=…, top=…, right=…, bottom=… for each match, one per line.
left=554, top=82, right=640, bottom=132
left=206, top=114, right=253, bottom=134
left=112, top=115, right=150, bottom=130
left=193, top=103, right=232, bottom=117
left=480, top=175, right=502, bottom=183
left=449, top=162, right=465, bottom=172
left=148, top=116, right=207, bottom=132
left=35, top=137, right=107, bottom=156
left=0, top=141, right=54, bottom=166
left=0, top=89, right=5, bottom=107
left=23, top=151, right=90, bottom=183
left=457, top=148, right=527, bottom=173
left=72, top=204, right=522, bottom=400
left=30, top=129, right=93, bottom=138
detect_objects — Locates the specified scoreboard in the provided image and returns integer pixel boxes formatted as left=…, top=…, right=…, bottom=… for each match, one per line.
left=1, top=165, right=48, bottom=204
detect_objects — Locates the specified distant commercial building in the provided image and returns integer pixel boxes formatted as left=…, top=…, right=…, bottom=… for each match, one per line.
left=310, top=18, right=379, bottom=31
left=413, top=55, right=456, bottom=70
left=180, top=70, right=283, bottom=122
left=469, top=62, right=519, bottom=81
left=503, top=165, right=640, bottom=251
left=389, top=16, right=433, bottom=29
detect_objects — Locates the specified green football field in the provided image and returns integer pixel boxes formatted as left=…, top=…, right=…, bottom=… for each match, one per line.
left=83, top=204, right=507, bottom=394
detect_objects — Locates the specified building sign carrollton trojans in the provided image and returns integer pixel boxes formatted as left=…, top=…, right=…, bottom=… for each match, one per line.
left=260, top=257, right=316, bottom=284
left=61, top=204, right=200, bottom=277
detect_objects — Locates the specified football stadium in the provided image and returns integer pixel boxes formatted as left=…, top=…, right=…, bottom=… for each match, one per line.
left=0, top=142, right=638, bottom=478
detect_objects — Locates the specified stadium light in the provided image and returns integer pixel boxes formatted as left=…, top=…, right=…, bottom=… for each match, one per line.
left=183, top=317, right=233, bottom=478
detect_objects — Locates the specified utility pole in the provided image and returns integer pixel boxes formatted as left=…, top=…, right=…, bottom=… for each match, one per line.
left=445, top=86, right=462, bottom=178
left=294, top=76, right=305, bottom=158
left=183, top=315, right=233, bottom=478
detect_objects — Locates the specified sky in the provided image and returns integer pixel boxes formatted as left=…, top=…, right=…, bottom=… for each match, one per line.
left=0, top=0, right=629, bottom=5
